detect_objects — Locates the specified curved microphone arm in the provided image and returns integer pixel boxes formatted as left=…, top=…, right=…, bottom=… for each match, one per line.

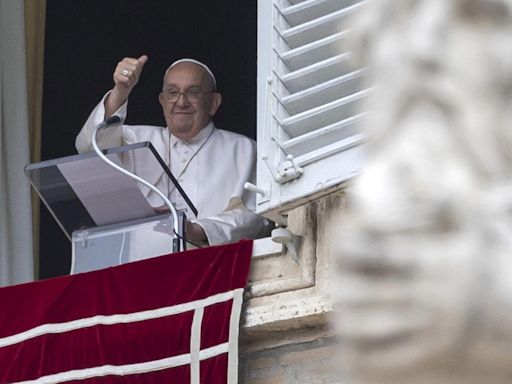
left=91, top=117, right=181, bottom=251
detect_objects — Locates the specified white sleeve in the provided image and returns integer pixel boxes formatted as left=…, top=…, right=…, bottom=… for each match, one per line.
left=193, top=133, right=272, bottom=245
left=194, top=206, right=273, bottom=246
left=75, top=91, right=129, bottom=153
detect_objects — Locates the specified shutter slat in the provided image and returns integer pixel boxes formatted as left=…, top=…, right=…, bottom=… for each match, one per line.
left=279, top=31, right=348, bottom=71
left=281, top=0, right=360, bottom=27
left=287, top=0, right=308, bottom=5
left=281, top=114, right=365, bottom=157
left=291, top=132, right=365, bottom=167
left=279, top=69, right=366, bottom=115
left=279, top=53, right=350, bottom=93
left=279, top=89, right=369, bottom=137
left=279, top=1, right=366, bottom=48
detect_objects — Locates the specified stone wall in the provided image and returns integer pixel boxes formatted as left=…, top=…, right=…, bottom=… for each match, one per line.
left=239, top=335, right=341, bottom=384
left=239, top=191, right=347, bottom=383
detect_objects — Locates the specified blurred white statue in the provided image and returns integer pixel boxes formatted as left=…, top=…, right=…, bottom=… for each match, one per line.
left=333, top=1, right=512, bottom=383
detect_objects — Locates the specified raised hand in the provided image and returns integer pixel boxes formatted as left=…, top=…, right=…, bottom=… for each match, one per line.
left=113, top=55, right=148, bottom=94
left=105, top=55, right=148, bottom=118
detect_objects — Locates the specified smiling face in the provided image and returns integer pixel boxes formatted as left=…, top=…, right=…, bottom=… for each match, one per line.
left=159, top=62, right=221, bottom=141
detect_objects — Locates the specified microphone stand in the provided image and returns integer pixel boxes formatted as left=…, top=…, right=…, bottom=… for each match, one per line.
left=91, top=116, right=181, bottom=253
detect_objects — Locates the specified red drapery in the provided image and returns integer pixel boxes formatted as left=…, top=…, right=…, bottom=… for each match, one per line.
left=0, top=240, right=253, bottom=383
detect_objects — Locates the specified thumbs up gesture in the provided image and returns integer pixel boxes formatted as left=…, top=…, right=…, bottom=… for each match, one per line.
left=113, top=55, right=148, bottom=94
left=105, top=55, right=148, bottom=117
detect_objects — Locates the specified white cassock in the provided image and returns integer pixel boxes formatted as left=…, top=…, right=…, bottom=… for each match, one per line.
left=75, top=94, right=271, bottom=247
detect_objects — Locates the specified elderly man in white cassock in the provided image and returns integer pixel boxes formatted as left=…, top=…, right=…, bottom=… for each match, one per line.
left=76, top=55, right=271, bottom=246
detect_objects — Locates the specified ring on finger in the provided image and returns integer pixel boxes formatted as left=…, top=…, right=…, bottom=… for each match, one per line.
left=121, top=69, right=130, bottom=76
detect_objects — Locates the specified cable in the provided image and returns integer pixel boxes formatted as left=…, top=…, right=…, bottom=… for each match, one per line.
left=92, top=118, right=181, bottom=253
left=118, top=232, right=127, bottom=264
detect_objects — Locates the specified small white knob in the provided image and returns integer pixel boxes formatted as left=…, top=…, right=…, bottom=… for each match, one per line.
left=244, top=182, right=268, bottom=196
left=271, top=227, right=292, bottom=244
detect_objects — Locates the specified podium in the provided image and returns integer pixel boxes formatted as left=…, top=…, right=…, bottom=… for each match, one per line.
left=25, top=142, right=192, bottom=274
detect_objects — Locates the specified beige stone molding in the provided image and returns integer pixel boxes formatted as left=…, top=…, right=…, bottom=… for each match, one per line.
left=242, top=193, right=345, bottom=350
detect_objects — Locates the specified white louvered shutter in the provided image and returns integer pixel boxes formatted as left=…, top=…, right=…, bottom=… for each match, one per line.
left=255, top=0, right=368, bottom=218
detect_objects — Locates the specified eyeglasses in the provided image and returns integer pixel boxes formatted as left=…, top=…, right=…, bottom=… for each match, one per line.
left=161, top=87, right=214, bottom=103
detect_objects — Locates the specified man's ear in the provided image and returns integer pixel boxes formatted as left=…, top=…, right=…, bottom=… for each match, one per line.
left=158, top=92, right=165, bottom=108
left=209, top=92, right=222, bottom=116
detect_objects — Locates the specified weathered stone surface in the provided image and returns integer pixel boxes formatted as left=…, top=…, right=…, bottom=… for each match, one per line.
left=240, top=337, right=344, bottom=384
left=332, top=1, right=512, bottom=383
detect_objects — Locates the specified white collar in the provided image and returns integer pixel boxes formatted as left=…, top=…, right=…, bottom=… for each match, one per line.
left=169, top=122, right=215, bottom=148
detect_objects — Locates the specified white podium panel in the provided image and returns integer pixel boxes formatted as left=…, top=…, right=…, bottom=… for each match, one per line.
left=71, top=213, right=187, bottom=274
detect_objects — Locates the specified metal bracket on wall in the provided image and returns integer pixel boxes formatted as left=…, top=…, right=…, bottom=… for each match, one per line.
left=263, top=153, right=304, bottom=184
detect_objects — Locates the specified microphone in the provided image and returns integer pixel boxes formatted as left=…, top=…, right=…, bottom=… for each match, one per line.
left=90, top=113, right=182, bottom=253
left=97, top=115, right=122, bottom=129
